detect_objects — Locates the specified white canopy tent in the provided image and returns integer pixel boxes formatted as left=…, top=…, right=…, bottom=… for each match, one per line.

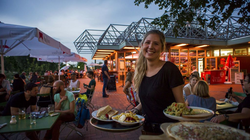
left=0, top=22, right=71, bottom=74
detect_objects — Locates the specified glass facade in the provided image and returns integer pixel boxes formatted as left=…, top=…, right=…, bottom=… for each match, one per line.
left=234, top=48, right=247, bottom=55
left=221, top=49, right=233, bottom=56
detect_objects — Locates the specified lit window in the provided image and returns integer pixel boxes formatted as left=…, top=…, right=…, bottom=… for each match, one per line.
left=221, top=49, right=233, bottom=56
left=214, top=50, right=220, bottom=57
left=171, top=49, right=179, bottom=56
left=234, top=48, right=247, bottom=55
left=189, top=50, right=196, bottom=56
left=180, top=49, right=188, bottom=56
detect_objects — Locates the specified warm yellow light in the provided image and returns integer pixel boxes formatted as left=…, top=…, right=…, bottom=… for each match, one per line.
left=123, top=47, right=140, bottom=50
left=132, top=51, right=137, bottom=54
left=95, top=55, right=108, bottom=57
left=196, top=45, right=209, bottom=48
left=96, top=52, right=111, bottom=54
left=248, top=41, right=250, bottom=44
left=97, top=50, right=115, bottom=52
left=93, top=58, right=104, bottom=60
left=176, top=44, right=188, bottom=47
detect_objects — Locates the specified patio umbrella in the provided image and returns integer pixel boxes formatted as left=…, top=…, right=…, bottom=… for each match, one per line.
left=60, top=65, right=70, bottom=71
left=88, top=62, right=101, bottom=66
left=225, top=54, right=235, bottom=84
left=31, top=53, right=87, bottom=63
left=0, top=22, right=71, bottom=74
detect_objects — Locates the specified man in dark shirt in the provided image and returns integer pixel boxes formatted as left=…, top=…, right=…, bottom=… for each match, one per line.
left=82, top=70, right=96, bottom=98
left=211, top=74, right=250, bottom=127
left=101, top=60, right=110, bottom=98
left=2, top=82, right=39, bottom=140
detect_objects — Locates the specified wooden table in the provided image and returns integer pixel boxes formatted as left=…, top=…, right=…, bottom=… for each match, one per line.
left=0, top=114, right=60, bottom=139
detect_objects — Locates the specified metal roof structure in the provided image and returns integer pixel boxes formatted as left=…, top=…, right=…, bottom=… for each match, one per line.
left=74, top=15, right=250, bottom=59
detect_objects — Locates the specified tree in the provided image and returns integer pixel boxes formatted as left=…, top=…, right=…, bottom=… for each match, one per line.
left=77, top=62, right=86, bottom=71
left=1, top=56, right=58, bottom=80
left=134, top=0, right=250, bottom=35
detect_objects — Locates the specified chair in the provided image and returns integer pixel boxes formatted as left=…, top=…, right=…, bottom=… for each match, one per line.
left=86, top=89, right=95, bottom=110
left=60, top=99, right=89, bottom=139
left=126, top=87, right=138, bottom=110
left=37, top=85, right=54, bottom=109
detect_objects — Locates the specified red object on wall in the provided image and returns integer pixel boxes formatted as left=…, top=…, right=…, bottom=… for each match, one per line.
left=201, top=70, right=226, bottom=84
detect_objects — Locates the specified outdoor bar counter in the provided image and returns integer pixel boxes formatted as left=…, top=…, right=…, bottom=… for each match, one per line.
left=201, top=70, right=226, bottom=84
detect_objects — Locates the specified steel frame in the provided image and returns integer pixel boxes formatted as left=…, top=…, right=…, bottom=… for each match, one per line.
left=74, top=15, right=250, bottom=56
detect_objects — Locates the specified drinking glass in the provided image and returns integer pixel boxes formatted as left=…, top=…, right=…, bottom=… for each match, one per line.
left=30, top=112, right=36, bottom=125
left=48, top=104, right=55, bottom=115
left=72, top=87, right=75, bottom=91
left=18, top=108, right=26, bottom=120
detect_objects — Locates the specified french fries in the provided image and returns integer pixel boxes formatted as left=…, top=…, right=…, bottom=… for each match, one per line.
left=113, top=111, right=140, bottom=122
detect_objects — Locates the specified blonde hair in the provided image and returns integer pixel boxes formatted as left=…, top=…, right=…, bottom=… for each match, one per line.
left=133, top=30, right=166, bottom=92
left=193, top=80, right=210, bottom=98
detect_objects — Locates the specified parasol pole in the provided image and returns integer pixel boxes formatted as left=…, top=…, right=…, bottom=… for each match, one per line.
left=1, top=54, right=4, bottom=74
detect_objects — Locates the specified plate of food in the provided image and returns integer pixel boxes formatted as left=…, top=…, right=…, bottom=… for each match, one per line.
left=163, top=102, right=214, bottom=121
left=167, top=122, right=250, bottom=140
left=92, top=105, right=118, bottom=122
left=112, top=111, right=145, bottom=126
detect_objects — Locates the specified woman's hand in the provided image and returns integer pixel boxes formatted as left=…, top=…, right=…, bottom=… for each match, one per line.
left=210, top=115, right=225, bottom=123
left=126, top=108, right=139, bottom=114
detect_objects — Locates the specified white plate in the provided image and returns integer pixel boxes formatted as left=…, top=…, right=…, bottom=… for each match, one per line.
left=112, top=114, right=145, bottom=126
left=91, top=110, right=114, bottom=122
left=163, top=106, right=214, bottom=121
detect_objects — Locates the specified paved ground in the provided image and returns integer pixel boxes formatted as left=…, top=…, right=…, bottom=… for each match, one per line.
left=3, top=77, right=244, bottom=140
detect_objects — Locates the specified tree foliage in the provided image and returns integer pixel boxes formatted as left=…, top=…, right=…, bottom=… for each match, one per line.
left=134, top=0, right=250, bottom=34
left=2, top=56, right=58, bottom=80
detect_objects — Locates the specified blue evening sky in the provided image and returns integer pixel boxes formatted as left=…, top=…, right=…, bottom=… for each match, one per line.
left=0, top=0, right=164, bottom=64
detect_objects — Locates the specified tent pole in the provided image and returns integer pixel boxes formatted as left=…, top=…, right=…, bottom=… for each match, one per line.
left=1, top=54, right=4, bottom=74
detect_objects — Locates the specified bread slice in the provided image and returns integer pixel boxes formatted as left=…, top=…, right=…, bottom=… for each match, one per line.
left=107, top=109, right=118, bottom=119
left=96, top=105, right=112, bottom=117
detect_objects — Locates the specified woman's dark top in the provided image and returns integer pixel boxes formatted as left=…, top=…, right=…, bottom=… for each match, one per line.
left=139, top=62, right=184, bottom=123
left=12, top=79, right=24, bottom=92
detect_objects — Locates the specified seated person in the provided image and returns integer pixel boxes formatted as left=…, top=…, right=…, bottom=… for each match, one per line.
left=0, top=74, right=12, bottom=103
left=81, top=70, right=96, bottom=98
left=68, top=73, right=80, bottom=90
left=183, top=73, right=199, bottom=100
left=2, top=83, right=39, bottom=140
left=186, top=80, right=216, bottom=113
left=123, top=67, right=133, bottom=100
left=210, top=74, right=250, bottom=128
left=12, top=74, right=25, bottom=92
left=44, top=80, right=76, bottom=140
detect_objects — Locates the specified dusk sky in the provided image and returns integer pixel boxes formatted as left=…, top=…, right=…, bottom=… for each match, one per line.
left=0, top=0, right=164, bottom=64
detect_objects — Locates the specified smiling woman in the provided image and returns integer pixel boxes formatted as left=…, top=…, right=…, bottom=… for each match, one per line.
left=132, top=30, right=184, bottom=135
